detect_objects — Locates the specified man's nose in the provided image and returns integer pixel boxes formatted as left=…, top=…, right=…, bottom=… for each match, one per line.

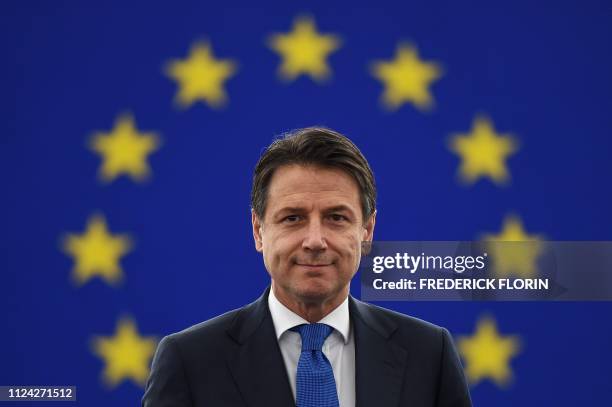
left=302, top=219, right=328, bottom=251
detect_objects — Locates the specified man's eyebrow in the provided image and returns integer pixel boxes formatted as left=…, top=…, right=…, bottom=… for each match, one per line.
left=273, top=207, right=308, bottom=215
left=324, top=205, right=355, bottom=214
left=272, top=205, right=357, bottom=215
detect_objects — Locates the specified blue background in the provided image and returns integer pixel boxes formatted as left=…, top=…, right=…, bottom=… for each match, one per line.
left=2, top=0, right=612, bottom=405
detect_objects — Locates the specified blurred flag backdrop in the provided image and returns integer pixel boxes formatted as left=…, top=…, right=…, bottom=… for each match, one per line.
left=2, top=0, right=612, bottom=405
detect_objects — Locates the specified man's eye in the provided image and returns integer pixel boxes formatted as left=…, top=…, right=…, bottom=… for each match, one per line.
left=283, top=215, right=301, bottom=223
left=329, top=214, right=348, bottom=222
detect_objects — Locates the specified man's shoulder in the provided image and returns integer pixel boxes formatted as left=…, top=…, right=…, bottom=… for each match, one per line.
left=168, top=307, right=240, bottom=344
left=351, top=298, right=448, bottom=344
left=164, top=294, right=265, bottom=351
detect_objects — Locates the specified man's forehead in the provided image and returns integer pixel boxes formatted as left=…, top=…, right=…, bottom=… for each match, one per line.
left=268, top=165, right=359, bottom=196
left=266, top=164, right=361, bottom=210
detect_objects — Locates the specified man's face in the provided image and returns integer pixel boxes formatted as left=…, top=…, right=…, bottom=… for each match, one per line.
left=252, top=164, right=375, bottom=306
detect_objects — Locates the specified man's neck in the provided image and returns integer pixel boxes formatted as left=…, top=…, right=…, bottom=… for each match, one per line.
left=271, top=284, right=348, bottom=323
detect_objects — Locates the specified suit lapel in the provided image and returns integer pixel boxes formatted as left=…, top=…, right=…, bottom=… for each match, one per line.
left=225, top=290, right=408, bottom=407
left=350, top=297, right=407, bottom=407
left=226, top=288, right=295, bottom=407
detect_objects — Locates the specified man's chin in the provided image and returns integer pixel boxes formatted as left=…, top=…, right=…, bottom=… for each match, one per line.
left=292, top=282, right=343, bottom=304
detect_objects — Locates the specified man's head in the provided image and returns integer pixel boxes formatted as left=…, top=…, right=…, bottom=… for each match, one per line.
left=251, top=127, right=376, bottom=309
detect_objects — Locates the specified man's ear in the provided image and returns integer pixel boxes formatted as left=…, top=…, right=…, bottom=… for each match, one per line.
left=252, top=210, right=264, bottom=252
left=361, top=211, right=376, bottom=256
left=363, top=210, right=376, bottom=243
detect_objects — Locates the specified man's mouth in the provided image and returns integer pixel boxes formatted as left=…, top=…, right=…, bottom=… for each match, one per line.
left=296, top=263, right=332, bottom=267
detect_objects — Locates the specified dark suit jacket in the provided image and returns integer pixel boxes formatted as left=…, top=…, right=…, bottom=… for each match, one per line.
left=142, top=287, right=472, bottom=406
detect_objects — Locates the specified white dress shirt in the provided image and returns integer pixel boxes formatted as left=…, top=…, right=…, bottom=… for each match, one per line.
left=268, top=289, right=356, bottom=407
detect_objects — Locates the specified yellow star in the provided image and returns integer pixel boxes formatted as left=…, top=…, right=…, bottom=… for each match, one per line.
left=370, top=43, right=442, bottom=111
left=92, top=317, right=157, bottom=388
left=457, top=315, right=521, bottom=387
left=483, top=215, right=544, bottom=278
left=62, top=214, right=132, bottom=285
left=268, top=16, right=341, bottom=82
left=448, top=116, right=519, bottom=185
left=90, top=114, right=160, bottom=183
left=165, top=41, right=237, bottom=108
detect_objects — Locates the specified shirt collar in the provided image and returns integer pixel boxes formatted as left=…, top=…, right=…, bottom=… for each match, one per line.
left=268, top=287, right=351, bottom=344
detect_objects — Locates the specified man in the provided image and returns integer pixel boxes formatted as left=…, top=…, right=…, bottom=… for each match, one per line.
left=142, top=127, right=472, bottom=407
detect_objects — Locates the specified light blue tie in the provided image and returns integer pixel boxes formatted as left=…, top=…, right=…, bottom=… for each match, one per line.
left=291, top=323, right=339, bottom=407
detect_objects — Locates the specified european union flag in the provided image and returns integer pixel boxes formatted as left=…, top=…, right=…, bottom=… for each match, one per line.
left=2, top=0, right=612, bottom=405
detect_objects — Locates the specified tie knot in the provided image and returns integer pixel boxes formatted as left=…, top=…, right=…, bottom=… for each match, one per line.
left=292, top=323, right=333, bottom=351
